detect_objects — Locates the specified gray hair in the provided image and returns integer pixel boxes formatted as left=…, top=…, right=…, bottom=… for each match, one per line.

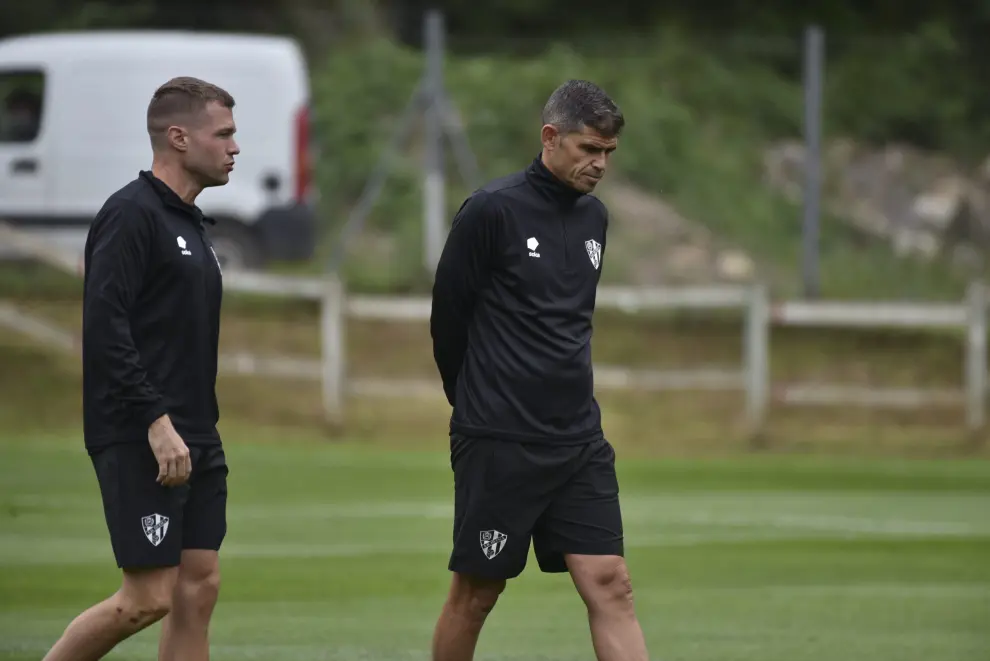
left=541, top=79, right=624, bottom=138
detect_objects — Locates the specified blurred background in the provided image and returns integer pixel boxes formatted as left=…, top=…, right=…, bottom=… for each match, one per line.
left=1, top=2, right=989, bottom=661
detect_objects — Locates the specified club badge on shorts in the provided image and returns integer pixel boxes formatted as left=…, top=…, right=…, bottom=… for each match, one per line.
left=480, top=529, right=507, bottom=559
left=585, top=239, right=601, bottom=270
left=142, top=513, right=170, bottom=547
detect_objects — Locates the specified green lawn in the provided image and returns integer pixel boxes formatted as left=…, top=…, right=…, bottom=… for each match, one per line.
left=1, top=431, right=988, bottom=661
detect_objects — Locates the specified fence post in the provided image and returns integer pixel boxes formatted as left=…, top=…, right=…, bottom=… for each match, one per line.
left=321, top=274, right=345, bottom=428
left=423, top=9, right=446, bottom=276
left=801, top=25, right=825, bottom=299
left=744, top=283, right=770, bottom=438
left=965, top=280, right=986, bottom=433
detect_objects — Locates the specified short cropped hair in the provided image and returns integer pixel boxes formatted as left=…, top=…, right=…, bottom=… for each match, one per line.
left=147, top=76, right=235, bottom=147
left=541, top=80, right=624, bottom=138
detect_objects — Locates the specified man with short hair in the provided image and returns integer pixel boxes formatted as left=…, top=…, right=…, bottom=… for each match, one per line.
left=429, top=79, right=650, bottom=661
left=42, top=76, right=239, bottom=661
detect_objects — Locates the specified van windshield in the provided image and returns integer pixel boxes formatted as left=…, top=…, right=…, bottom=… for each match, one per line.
left=0, top=70, right=44, bottom=143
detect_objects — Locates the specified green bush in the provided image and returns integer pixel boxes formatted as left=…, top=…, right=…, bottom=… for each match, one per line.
left=308, top=27, right=973, bottom=298
left=825, top=22, right=978, bottom=155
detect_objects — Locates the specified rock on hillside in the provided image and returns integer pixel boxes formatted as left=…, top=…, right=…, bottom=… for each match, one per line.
left=593, top=179, right=767, bottom=287
left=764, top=139, right=990, bottom=274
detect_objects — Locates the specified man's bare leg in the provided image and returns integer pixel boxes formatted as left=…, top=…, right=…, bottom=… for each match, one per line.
left=566, top=554, right=649, bottom=661
left=431, top=572, right=506, bottom=661
left=158, top=549, right=221, bottom=661
left=41, top=566, right=178, bottom=661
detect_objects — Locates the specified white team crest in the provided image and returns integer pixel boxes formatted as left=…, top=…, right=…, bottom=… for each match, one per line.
left=141, top=513, right=169, bottom=547
left=176, top=236, right=191, bottom=256
left=585, top=239, right=601, bottom=270
left=480, top=530, right=507, bottom=559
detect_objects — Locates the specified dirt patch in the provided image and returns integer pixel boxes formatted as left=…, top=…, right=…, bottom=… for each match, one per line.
left=594, top=179, right=781, bottom=287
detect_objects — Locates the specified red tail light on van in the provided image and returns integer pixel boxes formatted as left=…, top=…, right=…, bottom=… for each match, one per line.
left=294, top=104, right=312, bottom=203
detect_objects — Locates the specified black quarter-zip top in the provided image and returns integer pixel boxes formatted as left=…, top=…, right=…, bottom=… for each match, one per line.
left=82, top=170, right=224, bottom=451
left=430, top=155, right=609, bottom=445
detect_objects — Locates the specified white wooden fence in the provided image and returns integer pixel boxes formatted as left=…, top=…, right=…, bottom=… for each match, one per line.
left=220, top=270, right=988, bottom=433
left=2, top=221, right=987, bottom=433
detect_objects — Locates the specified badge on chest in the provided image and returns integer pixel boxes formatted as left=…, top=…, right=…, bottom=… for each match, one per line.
left=584, top=239, right=601, bottom=270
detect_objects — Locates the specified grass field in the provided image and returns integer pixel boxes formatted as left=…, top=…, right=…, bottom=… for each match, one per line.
left=2, top=265, right=990, bottom=659
left=1, top=428, right=988, bottom=661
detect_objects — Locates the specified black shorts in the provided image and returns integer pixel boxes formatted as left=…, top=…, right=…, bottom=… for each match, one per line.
left=89, top=442, right=228, bottom=570
left=448, top=435, right=623, bottom=580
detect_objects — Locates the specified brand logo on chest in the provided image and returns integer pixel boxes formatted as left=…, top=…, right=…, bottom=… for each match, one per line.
left=526, top=236, right=540, bottom=258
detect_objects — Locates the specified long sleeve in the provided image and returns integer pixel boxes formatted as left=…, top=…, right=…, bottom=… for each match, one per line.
left=82, top=200, right=167, bottom=429
left=430, top=191, right=496, bottom=406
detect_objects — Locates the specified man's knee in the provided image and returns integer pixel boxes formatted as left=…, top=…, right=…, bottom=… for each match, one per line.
left=567, top=555, right=635, bottom=614
left=175, top=568, right=221, bottom=614
left=117, top=566, right=179, bottom=628
left=174, top=551, right=221, bottom=616
left=448, top=572, right=506, bottom=622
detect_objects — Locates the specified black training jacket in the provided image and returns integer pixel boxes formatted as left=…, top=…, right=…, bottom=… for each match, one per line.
left=430, top=155, right=609, bottom=445
left=82, top=171, right=223, bottom=451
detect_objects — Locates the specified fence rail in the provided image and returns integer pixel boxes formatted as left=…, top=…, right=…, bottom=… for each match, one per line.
left=222, top=273, right=767, bottom=426
left=2, top=221, right=987, bottom=436
left=307, top=281, right=987, bottom=433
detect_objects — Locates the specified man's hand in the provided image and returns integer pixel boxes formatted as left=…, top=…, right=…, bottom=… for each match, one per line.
left=148, top=414, right=191, bottom=486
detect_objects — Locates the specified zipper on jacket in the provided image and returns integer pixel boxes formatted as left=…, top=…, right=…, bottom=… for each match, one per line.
left=560, top=217, right=569, bottom=267
left=195, top=224, right=219, bottom=280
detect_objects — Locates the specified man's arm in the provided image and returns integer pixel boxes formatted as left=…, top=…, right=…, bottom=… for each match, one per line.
left=82, top=200, right=167, bottom=429
left=430, top=191, right=497, bottom=406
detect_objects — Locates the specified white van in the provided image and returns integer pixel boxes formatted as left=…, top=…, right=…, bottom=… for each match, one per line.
left=0, top=30, right=318, bottom=270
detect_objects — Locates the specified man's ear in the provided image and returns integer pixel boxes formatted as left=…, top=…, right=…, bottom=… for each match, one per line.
left=166, top=126, right=188, bottom=152
left=540, top=124, right=560, bottom=152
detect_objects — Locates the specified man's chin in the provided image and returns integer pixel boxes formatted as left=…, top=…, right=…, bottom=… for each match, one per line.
left=202, top=172, right=229, bottom=188
left=578, top=174, right=604, bottom=192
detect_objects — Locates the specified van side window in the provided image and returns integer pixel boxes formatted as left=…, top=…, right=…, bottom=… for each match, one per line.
left=0, top=70, right=44, bottom=144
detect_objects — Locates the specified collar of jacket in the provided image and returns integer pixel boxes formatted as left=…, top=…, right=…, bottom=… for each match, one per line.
left=525, top=153, right=585, bottom=208
left=139, top=170, right=216, bottom=225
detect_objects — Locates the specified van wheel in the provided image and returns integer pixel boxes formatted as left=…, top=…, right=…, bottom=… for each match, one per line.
left=207, top=221, right=264, bottom=271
